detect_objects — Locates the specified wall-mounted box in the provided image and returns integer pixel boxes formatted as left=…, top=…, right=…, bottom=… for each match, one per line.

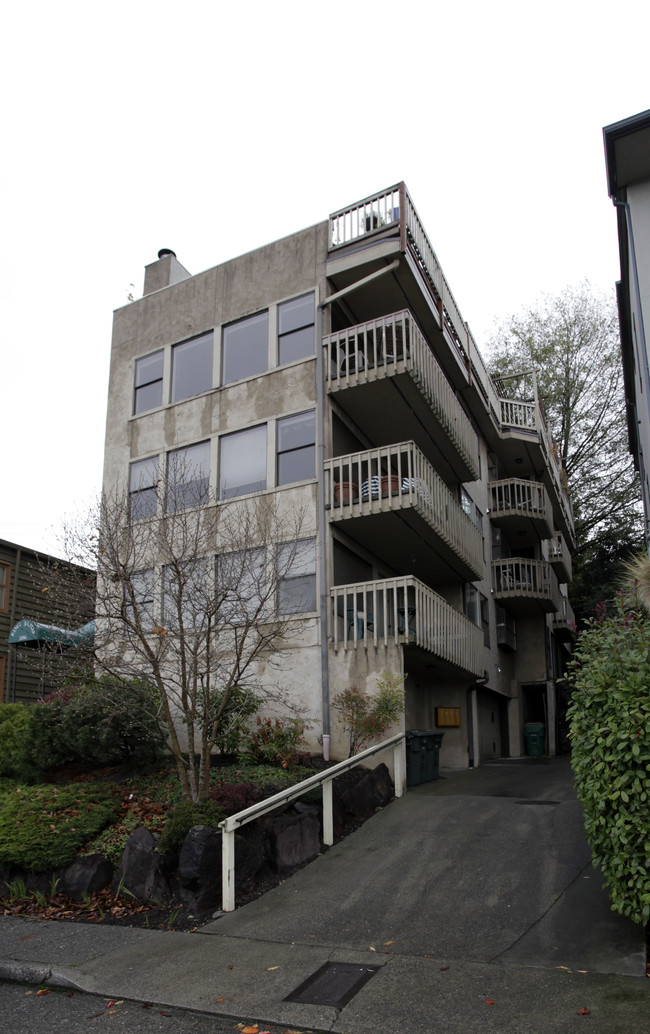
left=436, top=706, right=461, bottom=727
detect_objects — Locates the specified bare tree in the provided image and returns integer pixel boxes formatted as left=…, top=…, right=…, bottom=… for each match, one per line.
left=58, top=461, right=313, bottom=801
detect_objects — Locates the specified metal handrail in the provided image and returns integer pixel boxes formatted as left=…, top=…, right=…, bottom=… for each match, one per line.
left=219, top=732, right=406, bottom=911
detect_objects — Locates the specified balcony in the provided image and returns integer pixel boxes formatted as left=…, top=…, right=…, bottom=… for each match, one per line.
left=553, top=596, right=576, bottom=640
left=327, top=184, right=574, bottom=542
left=325, top=442, right=484, bottom=583
left=323, top=310, right=479, bottom=483
left=330, top=576, right=484, bottom=677
left=488, top=478, right=553, bottom=539
left=492, top=559, right=561, bottom=615
left=545, top=532, right=572, bottom=583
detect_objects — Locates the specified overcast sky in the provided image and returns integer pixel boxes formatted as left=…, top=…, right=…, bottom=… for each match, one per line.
left=1, top=1, right=648, bottom=557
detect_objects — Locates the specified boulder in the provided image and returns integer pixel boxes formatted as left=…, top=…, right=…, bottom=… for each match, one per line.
left=339, top=763, right=394, bottom=818
left=111, top=826, right=171, bottom=904
left=268, top=807, right=320, bottom=873
left=60, top=854, right=113, bottom=901
left=178, top=825, right=265, bottom=911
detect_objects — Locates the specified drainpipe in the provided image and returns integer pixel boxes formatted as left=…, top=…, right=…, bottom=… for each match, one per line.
left=315, top=301, right=330, bottom=761
left=612, top=198, right=650, bottom=552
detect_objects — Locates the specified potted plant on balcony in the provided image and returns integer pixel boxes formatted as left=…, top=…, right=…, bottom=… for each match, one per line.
left=334, top=482, right=359, bottom=505
left=381, top=474, right=401, bottom=497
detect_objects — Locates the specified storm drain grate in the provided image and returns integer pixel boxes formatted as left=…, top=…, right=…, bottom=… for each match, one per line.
left=284, top=961, right=380, bottom=1008
left=516, top=799, right=561, bottom=806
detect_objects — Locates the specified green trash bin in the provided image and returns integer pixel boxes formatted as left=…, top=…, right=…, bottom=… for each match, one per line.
left=524, top=722, right=545, bottom=757
left=420, top=732, right=435, bottom=782
left=406, top=731, right=426, bottom=786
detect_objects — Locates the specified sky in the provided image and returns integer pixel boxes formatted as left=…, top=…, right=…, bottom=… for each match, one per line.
left=1, top=0, right=648, bottom=557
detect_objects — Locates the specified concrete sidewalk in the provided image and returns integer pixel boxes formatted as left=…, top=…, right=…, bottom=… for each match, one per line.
left=0, top=757, right=647, bottom=1032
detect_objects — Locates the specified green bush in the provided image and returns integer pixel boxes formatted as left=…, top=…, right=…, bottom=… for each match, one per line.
left=568, top=598, right=650, bottom=925
left=210, top=684, right=260, bottom=755
left=0, top=783, right=120, bottom=873
left=333, top=671, right=406, bottom=757
left=245, top=716, right=308, bottom=769
left=158, top=799, right=226, bottom=856
left=24, top=677, right=164, bottom=774
left=0, top=704, right=32, bottom=779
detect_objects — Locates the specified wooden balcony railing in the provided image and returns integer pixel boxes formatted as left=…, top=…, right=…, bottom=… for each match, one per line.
left=489, top=478, right=551, bottom=524
left=492, top=559, right=561, bottom=612
left=546, top=532, right=573, bottom=583
left=325, top=441, right=484, bottom=578
left=323, top=309, right=480, bottom=479
left=330, top=575, right=484, bottom=676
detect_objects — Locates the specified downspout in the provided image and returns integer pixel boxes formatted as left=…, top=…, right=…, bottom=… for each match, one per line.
left=316, top=257, right=401, bottom=761
left=612, top=198, right=650, bottom=551
left=315, top=301, right=331, bottom=760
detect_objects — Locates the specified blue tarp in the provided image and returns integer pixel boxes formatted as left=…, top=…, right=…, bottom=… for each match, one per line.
left=8, top=619, right=95, bottom=649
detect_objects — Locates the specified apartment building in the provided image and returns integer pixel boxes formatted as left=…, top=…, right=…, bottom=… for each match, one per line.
left=102, top=184, right=574, bottom=769
left=604, top=109, right=650, bottom=551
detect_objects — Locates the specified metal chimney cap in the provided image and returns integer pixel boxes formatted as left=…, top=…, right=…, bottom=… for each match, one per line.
left=157, top=248, right=176, bottom=260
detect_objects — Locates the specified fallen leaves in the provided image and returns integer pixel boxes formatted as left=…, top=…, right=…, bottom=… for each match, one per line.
left=484, top=998, right=496, bottom=1005
left=577, top=1007, right=591, bottom=1016
left=35, top=989, right=50, bottom=997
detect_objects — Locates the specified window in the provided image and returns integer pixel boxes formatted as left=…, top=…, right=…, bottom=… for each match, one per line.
left=166, top=441, right=211, bottom=511
left=277, top=411, right=315, bottom=485
left=129, top=456, right=159, bottom=520
left=463, top=584, right=480, bottom=626
left=278, top=292, right=315, bottom=364
left=0, top=562, right=10, bottom=613
left=125, top=568, right=154, bottom=631
left=222, top=311, right=268, bottom=384
left=163, top=559, right=208, bottom=630
left=219, top=425, right=267, bottom=498
left=171, top=331, right=213, bottom=403
left=480, top=593, right=490, bottom=647
left=278, top=539, right=317, bottom=614
left=134, top=350, right=163, bottom=414
left=218, top=548, right=266, bottom=623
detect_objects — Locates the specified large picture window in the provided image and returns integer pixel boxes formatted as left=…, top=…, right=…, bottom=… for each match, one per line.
left=219, top=425, right=267, bottom=498
left=166, top=441, right=211, bottom=511
left=277, top=539, right=317, bottom=614
left=277, top=411, right=315, bottom=485
left=278, top=292, right=315, bottom=365
left=171, top=331, right=213, bottom=403
left=129, top=456, right=159, bottom=520
left=134, top=350, right=163, bottom=414
left=222, top=312, right=268, bottom=385
left=217, top=548, right=266, bottom=623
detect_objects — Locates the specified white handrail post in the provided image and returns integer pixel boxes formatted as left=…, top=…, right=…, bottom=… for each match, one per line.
left=393, top=738, right=406, bottom=798
left=222, top=825, right=236, bottom=912
left=322, top=777, right=334, bottom=846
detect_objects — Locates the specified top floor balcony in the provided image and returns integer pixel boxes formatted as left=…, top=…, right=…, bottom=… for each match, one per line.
left=323, top=309, right=479, bottom=484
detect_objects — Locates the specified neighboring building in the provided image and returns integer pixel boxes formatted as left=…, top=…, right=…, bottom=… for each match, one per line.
left=0, top=538, right=95, bottom=703
left=604, top=109, right=650, bottom=552
left=102, top=184, right=574, bottom=768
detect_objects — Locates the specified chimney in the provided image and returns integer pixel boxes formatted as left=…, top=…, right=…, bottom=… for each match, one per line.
left=143, top=248, right=192, bottom=296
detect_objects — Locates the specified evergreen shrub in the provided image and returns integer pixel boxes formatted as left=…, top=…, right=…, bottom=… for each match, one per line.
left=568, top=597, right=650, bottom=924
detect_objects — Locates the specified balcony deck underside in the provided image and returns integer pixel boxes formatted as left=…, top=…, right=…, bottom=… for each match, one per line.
left=329, top=505, right=480, bottom=584
left=330, top=374, right=476, bottom=486
left=493, top=590, right=556, bottom=615
left=326, top=245, right=473, bottom=398
left=489, top=510, right=553, bottom=541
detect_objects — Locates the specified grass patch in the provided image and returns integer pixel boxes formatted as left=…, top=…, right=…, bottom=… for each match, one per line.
left=0, top=784, right=120, bottom=872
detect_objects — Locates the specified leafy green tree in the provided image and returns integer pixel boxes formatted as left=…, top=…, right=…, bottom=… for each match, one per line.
left=488, top=283, right=641, bottom=575
left=333, top=671, right=405, bottom=757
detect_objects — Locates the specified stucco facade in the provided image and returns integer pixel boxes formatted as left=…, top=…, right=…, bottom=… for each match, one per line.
left=101, top=184, right=574, bottom=771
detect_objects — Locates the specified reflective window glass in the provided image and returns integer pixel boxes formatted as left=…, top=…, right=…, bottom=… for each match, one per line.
left=129, top=455, right=159, bottom=520
left=278, top=293, right=314, bottom=365
left=134, top=350, right=163, bottom=414
left=219, top=425, right=267, bottom=498
left=166, top=441, right=211, bottom=511
left=222, top=312, right=268, bottom=384
left=277, top=411, right=315, bottom=485
left=171, top=332, right=213, bottom=403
